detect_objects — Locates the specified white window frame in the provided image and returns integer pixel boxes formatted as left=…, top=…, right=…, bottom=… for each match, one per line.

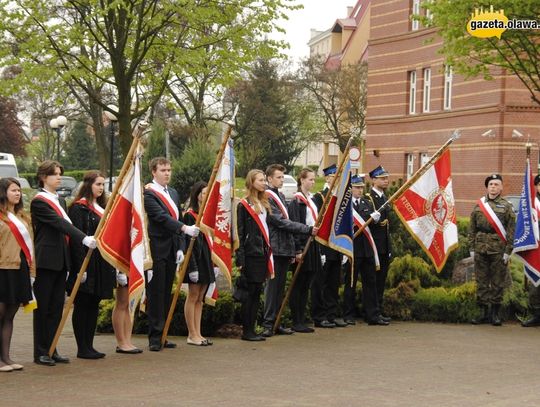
left=423, top=68, right=431, bottom=113
left=409, top=70, right=417, bottom=115
left=443, top=65, right=453, bottom=110
left=406, top=154, right=415, bottom=180
left=420, top=152, right=430, bottom=167
left=411, top=0, right=420, bottom=30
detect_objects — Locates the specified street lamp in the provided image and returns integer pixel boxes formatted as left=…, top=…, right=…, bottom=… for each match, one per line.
left=104, top=105, right=118, bottom=192
left=49, top=115, right=67, bottom=161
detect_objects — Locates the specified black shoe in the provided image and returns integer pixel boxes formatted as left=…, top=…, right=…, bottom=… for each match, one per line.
left=344, top=318, right=357, bottom=325
left=367, top=317, right=390, bottom=326
left=472, top=305, right=490, bottom=325
left=314, top=320, right=336, bottom=328
left=149, top=344, right=162, bottom=352
left=380, top=315, right=392, bottom=322
left=52, top=352, right=70, bottom=363
left=241, top=335, right=266, bottom=342
left=277, top=326, right=294, bottom=335
left=163, top=341, right=177, bottom=349
left=34, top=356, right=56, bottom=366
left=522, top=315, right=540, bottom=327
left=116, top=347, right=142, bottom=354
left=77, top=351, right=102, bottom=360
left=491, top=304, right=502, bottom=326
left=330, top=319, right=348, bottom=328
left=261, top=328, right=274, bottom=338
left=292, top=325, right=315, bottom=333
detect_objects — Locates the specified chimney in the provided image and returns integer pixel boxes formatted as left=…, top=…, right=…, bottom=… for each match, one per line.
left=347, top=6, right=353, bottom=17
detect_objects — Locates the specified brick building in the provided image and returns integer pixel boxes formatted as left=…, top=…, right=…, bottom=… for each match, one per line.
left=365, top=0, right=540, bottom=216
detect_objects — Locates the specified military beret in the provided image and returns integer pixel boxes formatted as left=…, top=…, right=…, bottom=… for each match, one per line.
left=351, top=174, right=365, bottom=186
left=322, top=164, right=337, bottom=176
left=369, top=165, right=389, bottom=179
left=484, top=173, right=502, bottom=187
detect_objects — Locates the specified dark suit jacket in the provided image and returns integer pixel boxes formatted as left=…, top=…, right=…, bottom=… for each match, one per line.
left=31, top=192, right=86, bottom=272
left=367, top=189, right=391, bottom=254
left=353, top=196, right=375, bottom=258
left=144, top=186, right=186, bottom=261
left=312, top=187, right=341, bottom=261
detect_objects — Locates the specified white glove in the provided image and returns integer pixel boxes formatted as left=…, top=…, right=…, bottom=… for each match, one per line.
left=321, top=254, right=326, bottom=266
left=31, top=276, right=35, bottom=287
left=146, top=269, right=153, bottom=283
left=370, top=211, right=381, bottom=223
left=81, top=272, right=87, bottom=283
left=183, top=225, right=200, bottom=237
left=116, top=271, right=128, bottom=287
left=503, top=253, right=509, bottom=264
left=82, top=236, right=97, bottom=249
left=213, top=266, right=220, bottom=277
left=188, top=271, right=199, bottom=283
left=176, top=250, right=184, bottom=265
left=341, top=256, right=348, bottom=265
left=470, top=251, right=475, bottom=260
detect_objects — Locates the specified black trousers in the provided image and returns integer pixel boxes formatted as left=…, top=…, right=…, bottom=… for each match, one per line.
left=290, top=263, right=315, bottom=328
left=33, top=268, right=67, bottom=358
left=262, top=256, right=291, bottom=328
left=343, top=257, right=379, bottom=322
left=375, top=254, right=390, bottom=311
left=145, top=255, right=176, bottom=346
left=72, top=291, right=101, bottom=354
left=311, top=258, right=341, bottom=322
left=241, top=282, right=263, bottom=337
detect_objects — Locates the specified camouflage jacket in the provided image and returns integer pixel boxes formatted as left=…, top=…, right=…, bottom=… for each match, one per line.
left=468, top=195, right=515, bottom=255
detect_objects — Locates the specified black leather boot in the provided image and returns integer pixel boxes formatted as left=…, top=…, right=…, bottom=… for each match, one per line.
left=471, top=305, right=490, bottom=324
left=491, top=304, right=502, bottom=326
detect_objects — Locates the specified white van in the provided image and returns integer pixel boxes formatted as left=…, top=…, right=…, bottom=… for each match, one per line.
left=0, top=153, right=19, bottom=178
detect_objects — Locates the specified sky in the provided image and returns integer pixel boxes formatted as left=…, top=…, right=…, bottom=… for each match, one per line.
left=274, top=0, right=356, bottom=60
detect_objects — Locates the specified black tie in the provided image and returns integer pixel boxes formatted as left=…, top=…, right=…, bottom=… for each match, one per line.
left=163, top=187, right=168, bottom=195
left=354, top=199, right=360, bottom=212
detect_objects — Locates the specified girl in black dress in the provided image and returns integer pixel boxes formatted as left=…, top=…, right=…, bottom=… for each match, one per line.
left=183, top=181, right=215, bottom=346
left=0, top=178, right=33, bottom=372
left=68, top=171, right=116, bottom=359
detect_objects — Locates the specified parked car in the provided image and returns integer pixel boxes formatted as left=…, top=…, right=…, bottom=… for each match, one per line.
left=15, top=177, right=31, bottom=189
left=57, top=176, right=78, bottom=198
left=503, top=195, right=520, bottom=214
left=279, top=174, right=297, bottom=203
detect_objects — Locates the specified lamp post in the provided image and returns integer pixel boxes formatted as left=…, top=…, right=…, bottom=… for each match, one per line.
left=104, top=105, right=118, bottom=192
left=49, top=115, right=67, bottom=161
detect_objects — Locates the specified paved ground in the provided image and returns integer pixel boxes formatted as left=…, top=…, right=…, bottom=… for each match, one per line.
left=3, top=311, right=540, bottom=407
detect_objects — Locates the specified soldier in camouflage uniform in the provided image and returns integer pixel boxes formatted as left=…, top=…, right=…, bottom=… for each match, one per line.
left=522, top=174, right=540, bottom=327
left=469, top=174, right=515, bottom=326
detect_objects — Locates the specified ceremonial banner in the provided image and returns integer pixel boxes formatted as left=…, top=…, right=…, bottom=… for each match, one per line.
left=96, top=145, right=152, bottom=316
left=393, top=149, right=458, bottom=272
left=201, top=139, right=236, bottom=284
left=513, top=159, right=540, bottom=286
left=315, top=159, right=354, bottom=259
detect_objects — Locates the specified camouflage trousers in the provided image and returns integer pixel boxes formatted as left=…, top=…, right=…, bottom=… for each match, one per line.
left=474, top=252, right=510, bottom=305
left=528, top=284, right=540, bottom=312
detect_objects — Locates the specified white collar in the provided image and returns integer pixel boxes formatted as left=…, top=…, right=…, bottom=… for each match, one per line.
left=41, top=188, right=59, bottom=199
left=152, top=180, right=168, bottom=193
left=372, top=187, right=384, bottom=198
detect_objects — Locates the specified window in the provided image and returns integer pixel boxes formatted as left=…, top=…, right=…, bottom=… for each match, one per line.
left=425, top=0, right=433, bottom=22
left=406, top=154, right=415, bottom=179
left=411, top=0, right=420, bottom=30
left=423, top=68, right=431, bottom=112
left=443, top=65, right=453, bottom=110
left=409, top=70, right=417, bottom=114
left=420, top=152, right=430, bottom=167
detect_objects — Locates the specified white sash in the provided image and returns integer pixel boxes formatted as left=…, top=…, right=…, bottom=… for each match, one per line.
left=6, top=212, right=34, bottom=265
left=352, top=209, right=380, bottom=269
left=294, top=192, right=318, bottom=226
left=477, top=197, right=507, bottom=242
left=76, top=197, right=104, bottom=217
left=34, top=191, right=72, bottom=224
left=147, top=183, right=180, bottom=220
left=266, top=189, right=288, bottom=219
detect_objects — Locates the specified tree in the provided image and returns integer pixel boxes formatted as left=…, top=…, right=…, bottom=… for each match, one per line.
left=230, top=58, right=315, bottom=176
left=297, top=57, right=368, bottom=152
left=0, top=96, right=26, bottom=155
left=423, top=0, right=540, bottom=105
left=62, top=120, right=98, bottom=170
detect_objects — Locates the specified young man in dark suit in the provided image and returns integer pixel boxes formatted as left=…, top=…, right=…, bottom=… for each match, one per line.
left=144, top=157, right=199, bottom=351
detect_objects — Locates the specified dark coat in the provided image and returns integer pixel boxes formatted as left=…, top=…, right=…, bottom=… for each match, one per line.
left=367, top=189, right=392, bottom=255
left=68, top=203, right=115, bottom=299
left=183, top=211, right=215, bottom=285
left=312, top=187, right=341, bottom=260
left=144, top=187, right=186, bottom=261
left=31, top=192, right=86, bottom=272
left=267, top=187, right=312, bottom=258
left=352, top=196, right=376, bottom=258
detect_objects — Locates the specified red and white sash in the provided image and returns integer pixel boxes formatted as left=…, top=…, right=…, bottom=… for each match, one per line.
left=239, top=199, right=274, bottom=278
left=75, top=198, right=104, bottom=218
left=352, top=210, right=380, bottom=270
left=147, top=183, right=180, bottom=220
left=294, top=192, right=318, bottom=226
left=265, top=189, right=288, bottom=219
left=4, top=212, right=34, bottom=267
left=34, top=191, right=72, bottom=224
left=477, top=197, right=507, bottom=242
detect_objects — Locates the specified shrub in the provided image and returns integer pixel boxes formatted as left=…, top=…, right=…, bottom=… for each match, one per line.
left=387, top=254, right=441, bottom=289
left=383, top=280, right=419, bottom=320
left=411, top=283, right=477, bottom=322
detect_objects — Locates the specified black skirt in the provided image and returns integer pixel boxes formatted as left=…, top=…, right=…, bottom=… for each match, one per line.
left=0, top=253, right=32, bottom=304
left=244, top=256, right=269, bottom=283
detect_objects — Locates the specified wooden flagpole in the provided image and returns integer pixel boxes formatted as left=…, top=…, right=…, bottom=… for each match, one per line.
left=161, top=106, right=238, bottom=345
left=48, top=113, right=151, bottom=357
left=273, top=136, right=355, bottom=333
left=353, top=129, right=461, bottom=239
left=524, top=138, right=532, bottom=292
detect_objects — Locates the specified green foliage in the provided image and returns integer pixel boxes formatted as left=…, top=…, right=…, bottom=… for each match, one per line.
left=62, top=120, right=98, bottom=170
left=170, top=138, right=214, bottom=203
left=411, top=283, right=477, bottom=322
left=383, top=280, right=419, bottom=320
left=387, top=254, right=441, bottom=289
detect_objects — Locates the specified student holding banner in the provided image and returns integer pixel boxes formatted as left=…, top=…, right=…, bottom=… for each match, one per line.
left=469, top=174, right=515, bottom=326
left=68, top=171, right=116, bottom=359
left=31, top=160, right=97, bottom=366
left=0, top=178, right=34, bottom=372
